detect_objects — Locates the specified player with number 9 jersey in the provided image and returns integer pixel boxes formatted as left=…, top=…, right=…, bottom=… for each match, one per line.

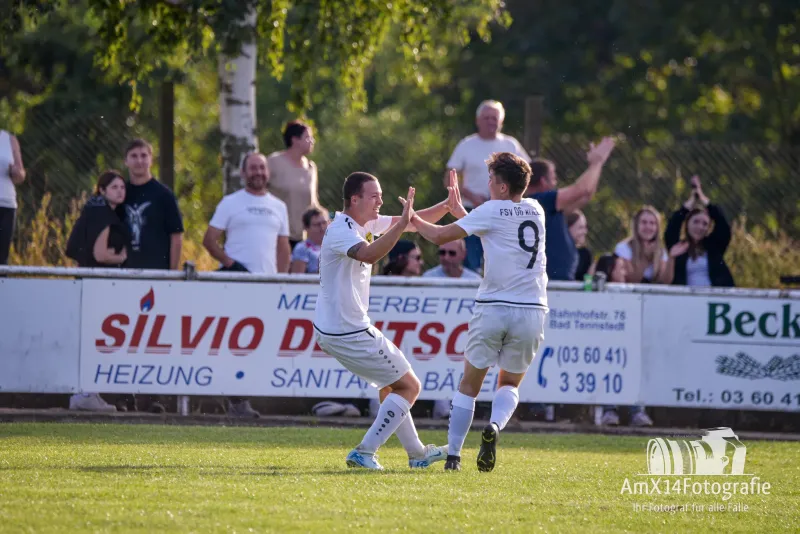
left=457, top=198, right=547, bottom=309
left=411, top=152, right=548, bottom=473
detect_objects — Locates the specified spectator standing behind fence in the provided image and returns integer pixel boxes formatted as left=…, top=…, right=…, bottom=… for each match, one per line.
left=613, top=206, right=676, bottom=284
left=66, top=171, right=130, bottom=269
left=290, top=207, right=328, bottom=274
left=665, top=175, right=734, bottom=287
left=422, top=238, right=481, bottom=280
left=203, top=152, right=291, bottom=418
left=446, top=100, right=531, bottom=272
left=525, top=138, right=616, bottom=282
left=123, top=139, right=184, bottom=270
left=567, top=210, right=592, bottom=281
left=267, top=120, right=319, bottom=249
left=0, top=129, right=25, bottom=266
left=121, top=139, right=184, bottom=413
left=592, top=254, right=654, bottom=427
left=204, top=152, right=291, bottom=275
left=66, top=170, right=131, bottom=413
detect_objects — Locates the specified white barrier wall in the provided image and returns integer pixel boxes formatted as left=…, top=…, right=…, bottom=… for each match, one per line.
left=0, top=279, right=82, bottom=393
left=1, top=277, right=797, bottom=411
left=641, top=295, right=800, bottom=411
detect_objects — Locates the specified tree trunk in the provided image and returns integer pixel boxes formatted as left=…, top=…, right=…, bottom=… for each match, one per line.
left=218, top=6, right=257, bottom=195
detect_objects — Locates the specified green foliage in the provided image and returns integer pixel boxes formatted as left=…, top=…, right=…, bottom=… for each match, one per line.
left=726, top=217, right=800, bottom=289
left=9, top=192, right=81, bottom=267
left=446, top=0, right=800, bottom=144
left=85, top=0, right=508, bottom=114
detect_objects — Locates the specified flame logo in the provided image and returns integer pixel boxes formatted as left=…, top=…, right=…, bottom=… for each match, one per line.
left=140, top=288, right=155, bottom=312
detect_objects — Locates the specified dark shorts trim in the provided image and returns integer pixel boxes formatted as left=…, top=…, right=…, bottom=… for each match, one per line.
left=475, top=299, right=549, bottom=309
left=313, top=324, right=370, bottom=337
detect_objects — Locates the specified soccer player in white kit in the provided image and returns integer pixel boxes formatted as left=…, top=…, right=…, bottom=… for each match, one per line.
left=411, top=153, right=548, bottom=472
left=314, top=172, right=455, bottom=470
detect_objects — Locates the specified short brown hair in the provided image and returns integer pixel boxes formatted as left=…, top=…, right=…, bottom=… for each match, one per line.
left=529, top=158, right=553, bottom=186
left=486, top=152, right=531, bottom=196
left=125, top=138, right=153, bottom=157
left=302, top=206, right=327, bottom=228
left=342, top=172, right=378, bottom=208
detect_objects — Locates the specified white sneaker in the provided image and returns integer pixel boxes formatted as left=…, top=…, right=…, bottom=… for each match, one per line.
left=346, top=449, right=384, bottom=470
left=408, top=444, right=448, bottom=468
left=69, top=393, right=117, bottom=412
left=630, top=411, right=654, bottom=427
left=601, top=410, right=620, bottom=426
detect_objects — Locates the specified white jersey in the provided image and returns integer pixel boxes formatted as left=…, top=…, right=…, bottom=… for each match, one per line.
left=455, top=198, right=548, bottom=309
left=314, top=212, right=393, bottom=335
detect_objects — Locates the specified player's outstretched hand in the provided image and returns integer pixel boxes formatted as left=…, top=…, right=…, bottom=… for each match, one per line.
left=446, top=169, right=468, bottom=219
left=399, top=186, right=416, bottom=226
left=587, top=136, right=616, bottom=166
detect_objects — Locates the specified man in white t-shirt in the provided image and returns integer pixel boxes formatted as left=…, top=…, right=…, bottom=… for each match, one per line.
left=203, top=153, right=291, bottom=274
left=446, top=100, right=531, bottom=272
left=413, top=156, right=548, bottom=473
left=203, top=152, right=291, bottom=419
left=314, top=172, right=457, bottom=470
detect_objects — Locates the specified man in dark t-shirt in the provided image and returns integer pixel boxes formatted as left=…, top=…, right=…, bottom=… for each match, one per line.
left=123, top=139, right=184, bottom=270
left=526, top=137, right=616, bottom=281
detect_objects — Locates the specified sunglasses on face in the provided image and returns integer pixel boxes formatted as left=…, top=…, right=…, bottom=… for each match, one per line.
left=438, top=249, right=457, bottom=257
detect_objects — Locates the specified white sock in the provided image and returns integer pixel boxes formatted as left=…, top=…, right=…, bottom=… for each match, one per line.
left=357, top=393, right=412, bottom=454
left=395, top=414, right=425, bottom=458
left=447, top=392, right=476, bottom=457
left=490, top=385, right=519, bottom=431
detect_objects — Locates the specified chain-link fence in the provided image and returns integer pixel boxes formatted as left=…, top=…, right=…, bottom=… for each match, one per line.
left=12, top=107, right=800, bottom=272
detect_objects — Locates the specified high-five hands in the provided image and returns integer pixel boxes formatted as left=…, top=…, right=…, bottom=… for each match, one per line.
left=399, top=186, right=416, bottom=226
left=446, top=169, right=468, bottom=219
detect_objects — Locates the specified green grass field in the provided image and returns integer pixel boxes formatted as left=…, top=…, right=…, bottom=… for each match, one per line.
left=0, top=423, right=798, bottom=533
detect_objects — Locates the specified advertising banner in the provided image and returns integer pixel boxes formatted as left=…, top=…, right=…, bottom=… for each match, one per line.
left=80, top=280, right=642, bottom=403
left=641, top=295, right=800, bottom=411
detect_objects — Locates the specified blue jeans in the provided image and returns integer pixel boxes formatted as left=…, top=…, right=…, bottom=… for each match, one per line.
left=463, top=233, right=483, bottom=272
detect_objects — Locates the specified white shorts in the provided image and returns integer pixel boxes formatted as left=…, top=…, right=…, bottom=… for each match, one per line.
left=314, top=326, right=412, bottom=389
left=465, top=305, right=547, bottom=374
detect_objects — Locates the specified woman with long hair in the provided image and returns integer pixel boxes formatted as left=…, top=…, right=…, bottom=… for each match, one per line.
left=67, top=170, right=130, bottom=268
left=66, top=170, right=132, bottom=413
left=665, top=176, right=734, bottom=287
left=567, top=210, right=592, bottom=280
left=614, top=205, right=677, bottom=284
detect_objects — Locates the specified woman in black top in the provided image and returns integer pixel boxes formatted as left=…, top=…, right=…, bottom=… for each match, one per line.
left=67, top=170, right=130, bottom=267
left=567, top=210, right=592, bottom=281
left=664, top=176, right=735, bottom=287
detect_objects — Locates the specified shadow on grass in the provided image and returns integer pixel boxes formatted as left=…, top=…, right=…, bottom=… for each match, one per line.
left=0, top=463, right=429, bottom=477
left=0, top=423, right=649, bottom=454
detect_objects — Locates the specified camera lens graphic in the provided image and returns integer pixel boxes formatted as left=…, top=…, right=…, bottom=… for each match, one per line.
left=646, top=429, right=747, bottom=476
